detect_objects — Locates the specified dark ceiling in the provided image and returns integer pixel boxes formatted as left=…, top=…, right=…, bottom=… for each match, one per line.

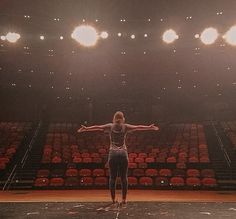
left=0, top=0, right=236, bottom=105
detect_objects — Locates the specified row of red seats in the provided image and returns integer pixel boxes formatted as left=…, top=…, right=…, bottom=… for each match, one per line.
left=37, top=168, right=215, bottom=178
left=0, top=122, right=32, bottom=170
left=34, top=176, right=217, bottom=188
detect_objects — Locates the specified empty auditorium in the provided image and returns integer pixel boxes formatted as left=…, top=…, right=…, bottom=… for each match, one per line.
left=0, top=0, right=236, bottom=218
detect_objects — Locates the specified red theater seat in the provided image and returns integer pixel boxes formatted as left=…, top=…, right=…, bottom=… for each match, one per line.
left=159, top=169, right=172, bottom=177
left=82, top=157, right=92, bottom=163
left=128, top=163, right=137, bottom=169
left=91, top=153, right=100, bottom=158
left=188, top=157, right=199, bottom=163
left=80, top=177, right=93, bottom=186
left=93, top=157, right=102, bottom=163
left=139, top=177, right=153, bottom=186
left=93, top=169, right=105, bottom=177
left=145, top=169, right=158, bottom=177
left=138, top=153, right=147, bottom=158
left=170, top=177, right=185, bottom=187
left=79, top=169, right=92, bottom=176
left=145, top=157, right=155, bottom=163
left=167, top=157, right=177, bottom=163
left=134, top=157, right=144, bottom=163
left=81, top=153, right=90, bottom=158
left=133, top=169, right=145, bottom=177
left=128, top=177, right=138, bottom=186
left=202, top=178, right=217, bottom=187
left=34, top=178, right=49, bottom=187
left=52, top=156, right=62, bottom=164
left=50, top=177, right=64, bottom=187
left=200, top=157, right=210, bottom=163
left=73, top=157, right=82, bottom=163
left=186, top=177, right=201, bottom=187
left=98, top=148, right=106, bottom=154
left=65, top=168, right=78, bottom=177
left=187, top=169, right=200, bottom=177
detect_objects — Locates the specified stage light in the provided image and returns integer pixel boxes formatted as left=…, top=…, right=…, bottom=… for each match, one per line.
left=1, top=35, right=6, bottom=40
left=100, top=31, right=108, bottom=39
left=5, top=32, right=20, bottom=43
left=131, top=34, right=135, bottom=39
left=162, top=29, right=179, bottom=44
left=195, top=34, right=200, bottom=39
left=71, top=25, right=98, bottom=47
left=144, top=34, right=148, bottom=38
left=200, top=28, right=218, bottom=45
left=223, top=26, right=236, bottom=46
left=118, top=33, right=122, bottom=37
left=60, top=36, right=64, bottom=40
left=40, top=35, right=45, bottom=40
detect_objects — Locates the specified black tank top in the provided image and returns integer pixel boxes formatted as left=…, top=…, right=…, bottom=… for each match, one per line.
left=110, top=123, right=127, bottom=150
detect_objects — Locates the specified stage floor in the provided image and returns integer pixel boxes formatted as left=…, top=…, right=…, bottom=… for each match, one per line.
left=0, top=201, right=236, bottom=219
left=0, top=190, right=236, bottom=202
left=0, top=190, right=236, bottom=219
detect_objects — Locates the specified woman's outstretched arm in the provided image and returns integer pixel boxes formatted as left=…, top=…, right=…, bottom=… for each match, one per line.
left=77, top=123, right=112, bottom=133
left=126, top=123, right=159, bottom=132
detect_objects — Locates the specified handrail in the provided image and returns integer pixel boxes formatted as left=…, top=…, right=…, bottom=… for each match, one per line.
left=211, top=121, right=231, bottom=168
left=2, top=120, right=42, bottom=191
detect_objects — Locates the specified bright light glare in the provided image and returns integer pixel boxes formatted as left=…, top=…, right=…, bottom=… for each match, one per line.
left=131, top=34, right=135, bottom=39
left=162, top=29, right=179, bottom=44
left=5, top=32, right=20, bottom=43
left=60, top=36, right=64, bottom=40
left=40, top=35, right=45, bottom=40
left=223, top=26, right=236, bottom=46
left=71, top=25, right=98, bottom=47
left=1, top=35, right=6, bottom=40
left=200, top=28, right=218, bottom=45
left=100, top=31, right=108, bottom=39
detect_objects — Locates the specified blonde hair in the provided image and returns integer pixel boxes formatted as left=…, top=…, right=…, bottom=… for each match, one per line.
left=113, top=111, right=125, bottom=124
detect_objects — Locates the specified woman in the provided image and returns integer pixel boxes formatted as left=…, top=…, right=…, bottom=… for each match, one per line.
left=78, top=111, right=159, bottom=204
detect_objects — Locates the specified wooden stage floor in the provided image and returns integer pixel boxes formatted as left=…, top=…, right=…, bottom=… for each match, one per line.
left=0, top=190, right=236, bottom=203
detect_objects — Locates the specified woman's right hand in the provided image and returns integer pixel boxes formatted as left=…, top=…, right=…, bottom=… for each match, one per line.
left=149, top=124, right=159, bottom=131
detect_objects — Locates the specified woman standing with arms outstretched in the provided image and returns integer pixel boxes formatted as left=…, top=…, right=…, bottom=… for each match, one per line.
left=78, top=111, right=159, bottom=204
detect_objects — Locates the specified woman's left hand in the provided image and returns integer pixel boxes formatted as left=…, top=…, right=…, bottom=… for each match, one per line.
left=77, top=125, right=87, bottom=133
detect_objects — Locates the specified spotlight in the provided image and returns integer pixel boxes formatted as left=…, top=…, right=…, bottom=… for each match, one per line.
left=60, top=36, right=64, bottom=40
left=118, top=33, right=122, bottom=37
left=144, top=34, right=148, bottom=38
left=223, top=25, right=236, bottom=46
left=195, top=34, right=200, bottom=39
left=71, top=25, right=98, bottom=47
left=100, top=31, right=108, bottom=39
left=131, top=34, right=135, bottom=39
left=40, top=35, right=45, bottom=40
left=5, top=32, right=20, bottom=43
left=200, top=27, right=218, bottom=45
left=162, top=29, right=179, bottom=44
left=1, top=35, right=6, bottom=41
